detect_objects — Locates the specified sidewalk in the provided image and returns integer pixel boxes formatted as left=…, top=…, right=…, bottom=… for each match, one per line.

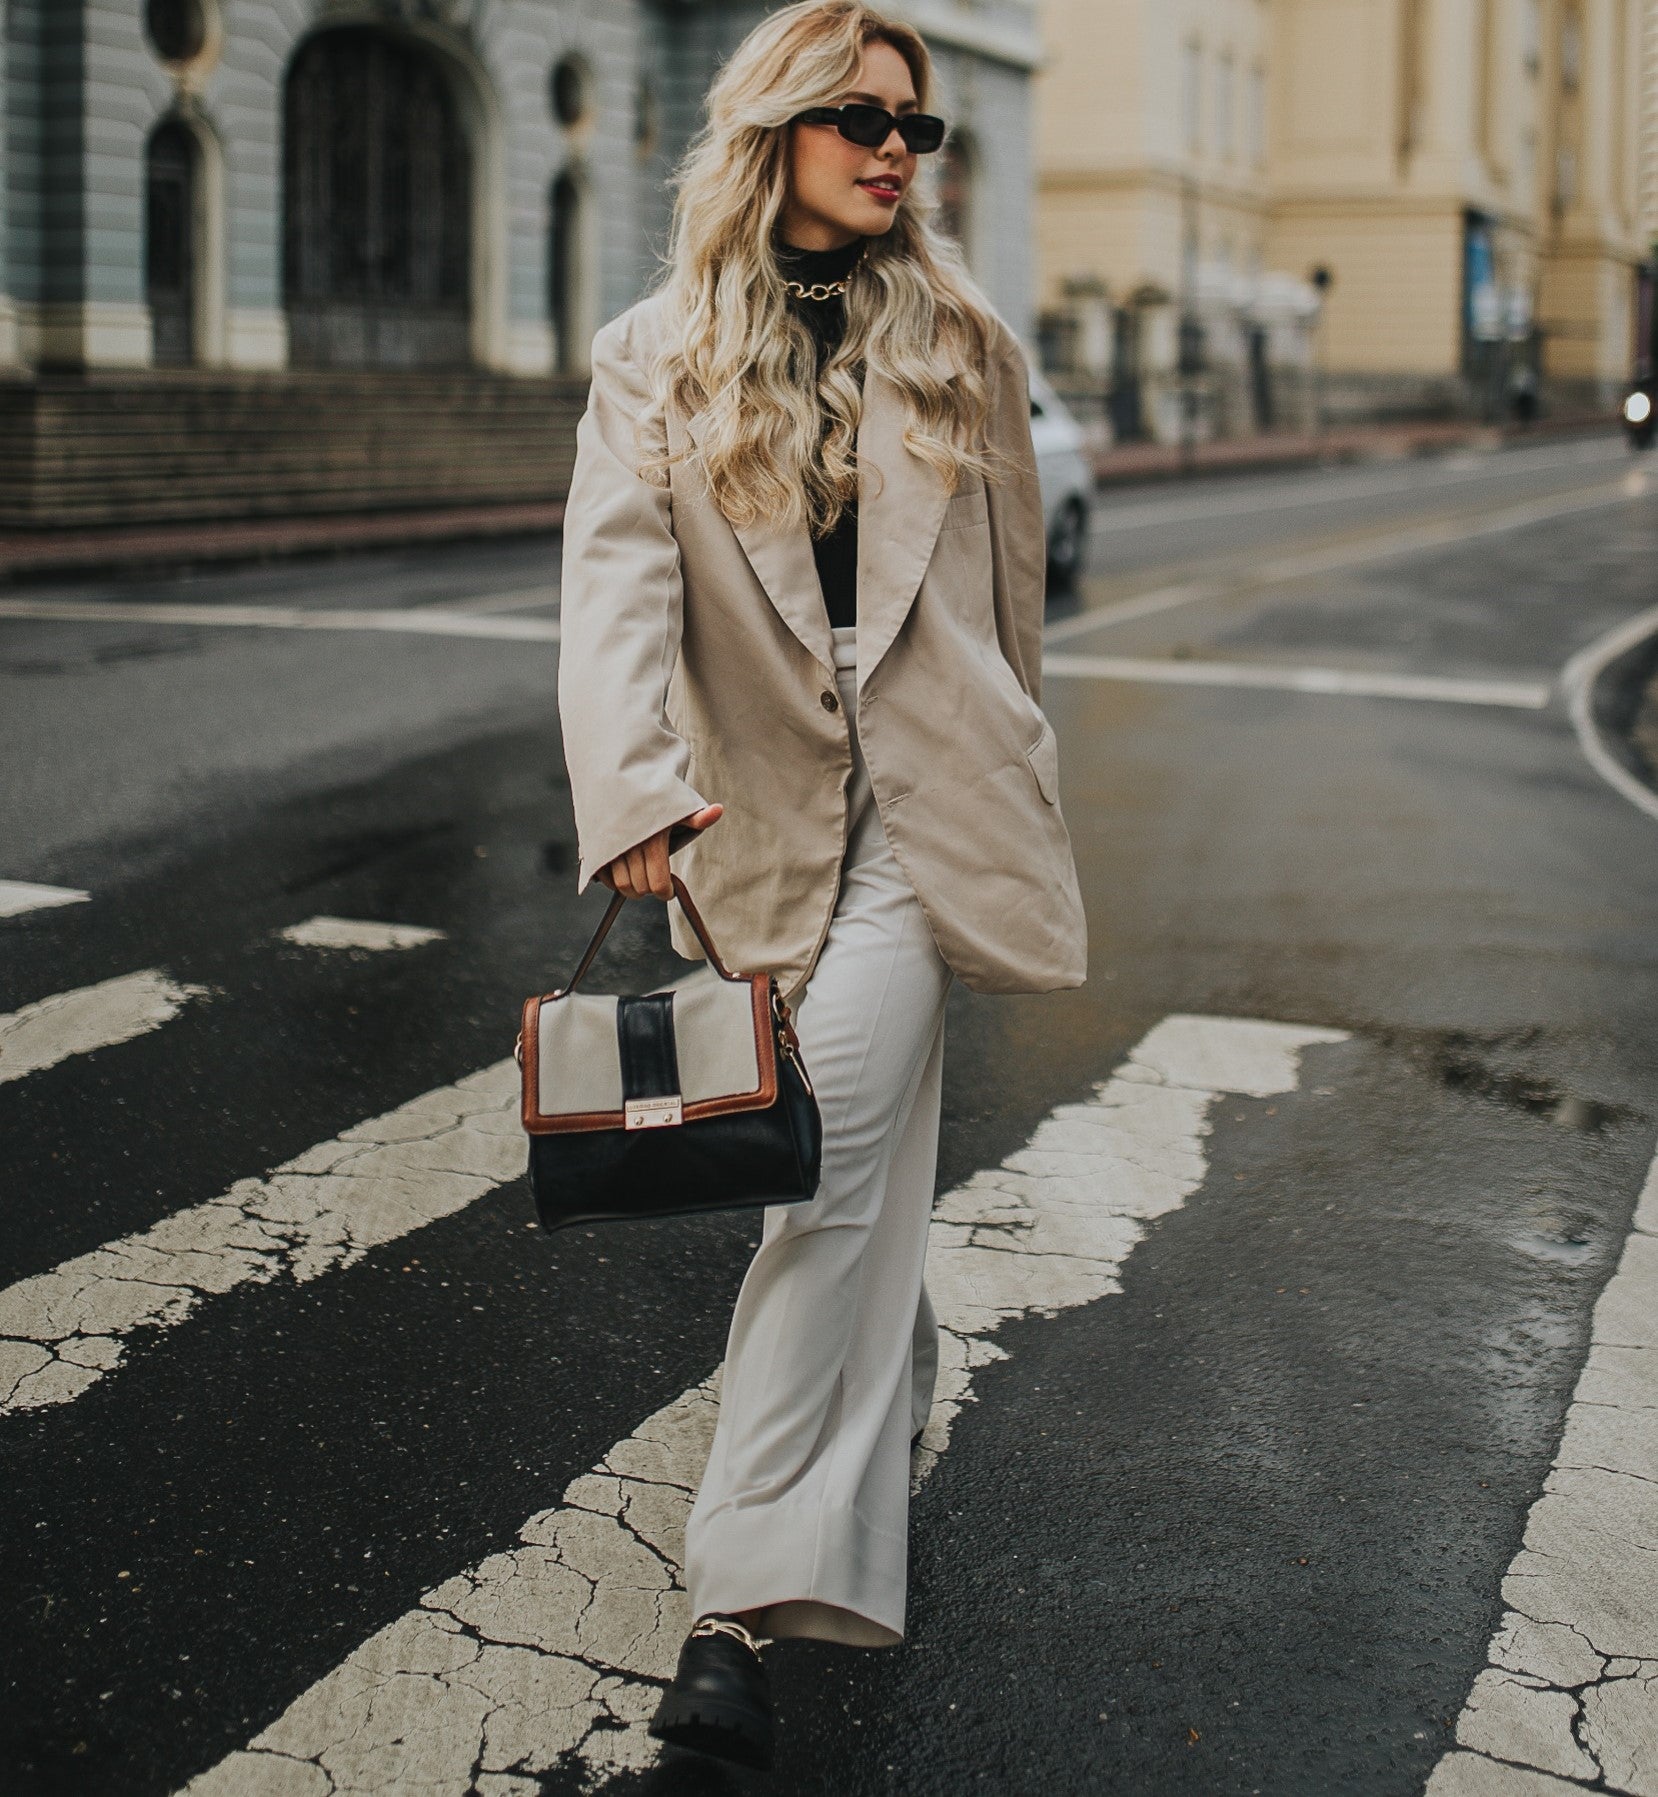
left=0, top=497, right=568, bottom=582
left=0, top=414, right=1618, bottom=581
left=1091, top=412, right=1615, bottom=486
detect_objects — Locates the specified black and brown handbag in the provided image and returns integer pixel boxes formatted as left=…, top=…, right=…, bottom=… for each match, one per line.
left=517, top=876, right=822, bottom=1231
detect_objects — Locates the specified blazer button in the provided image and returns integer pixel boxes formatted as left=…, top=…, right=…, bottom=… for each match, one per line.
left=821, top=690, right=840, bottom=712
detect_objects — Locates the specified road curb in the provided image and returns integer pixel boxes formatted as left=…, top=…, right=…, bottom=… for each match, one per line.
left=0, top=498, right=568, bottom=583
left=1560, top=605, right=1658, bottom=823
left=1089, top=414, right=1616, bottom=490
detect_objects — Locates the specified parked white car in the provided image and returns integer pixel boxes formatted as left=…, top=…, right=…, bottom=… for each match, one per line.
left=1025, top=361, right=1094, bottom=590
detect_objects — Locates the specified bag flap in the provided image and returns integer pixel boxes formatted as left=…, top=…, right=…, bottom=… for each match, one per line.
left=520, top=966, right=776, bottom=1135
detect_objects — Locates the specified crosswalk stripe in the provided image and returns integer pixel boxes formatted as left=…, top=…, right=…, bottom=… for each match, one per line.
left=0, top=880, right=90, bottom=919
left=0, top=1058, right=520, bottom=1413
left=277, top=917, right=447, bottom=952
left=179, top=1014, right=1348, bottom=1796
left=1424, top=1150, right=1658, bottom=1797
left=0, top=968, right=209, bottom=1089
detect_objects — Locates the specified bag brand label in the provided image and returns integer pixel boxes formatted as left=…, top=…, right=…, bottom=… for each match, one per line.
left=625, top=1094, right=684, bottom=1130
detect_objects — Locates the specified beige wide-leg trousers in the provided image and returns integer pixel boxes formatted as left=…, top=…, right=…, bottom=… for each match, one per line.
left=682, top=624, right=954, bottom=1649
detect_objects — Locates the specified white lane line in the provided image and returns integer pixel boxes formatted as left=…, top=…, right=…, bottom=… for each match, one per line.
left=0, top=969, right=208, bottom=1089
left=0, top=599, right=561, bottom=643
left=0, top=881, right=90, bottom=919
left=1046, top=477, right=1645, bottom=648
left=0, top=1059, right=520, bottom=1413
left=278, top=917, right=447, bottom=952
left=429, top=586, right=560, bottom=616
left=1044, top=579, right=1229, bottom=643
left=1560, top=602, right=1658, bottom=828
left=1043, top=651, right=1553, bottom=710
left=1424, top=1151, right=1658, bottom=1797
left=179, top=1013, right=1347, bottom=1797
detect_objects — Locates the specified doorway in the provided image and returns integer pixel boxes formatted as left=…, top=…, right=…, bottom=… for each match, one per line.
left=283, top=28, right=473, bottom=368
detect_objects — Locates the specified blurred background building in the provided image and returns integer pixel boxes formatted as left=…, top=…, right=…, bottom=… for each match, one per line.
left=0, top=0, right=1651, bottom=541
left=0, top=0, right=1038, bottom=534
left=1034, top=0, right=1655, bottom=444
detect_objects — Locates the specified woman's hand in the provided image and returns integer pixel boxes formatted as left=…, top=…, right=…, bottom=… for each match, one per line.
left=597, top=804, right=723, bottom=900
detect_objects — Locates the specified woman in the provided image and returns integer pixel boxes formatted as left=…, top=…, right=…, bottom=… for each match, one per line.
left=555, top=0, right=1087, bottom=1770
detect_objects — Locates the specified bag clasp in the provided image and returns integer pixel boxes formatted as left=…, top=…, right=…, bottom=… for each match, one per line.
left=625, top=1094, right=684, bottom=1130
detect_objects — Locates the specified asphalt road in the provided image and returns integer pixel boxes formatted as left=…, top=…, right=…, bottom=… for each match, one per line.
left=2, top=433, right=1656, bottom=1796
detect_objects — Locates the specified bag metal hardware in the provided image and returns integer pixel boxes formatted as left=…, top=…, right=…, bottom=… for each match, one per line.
left=772, top=986, right=814, bottom=1096
left=625, top=1094, right=684, bottom=1130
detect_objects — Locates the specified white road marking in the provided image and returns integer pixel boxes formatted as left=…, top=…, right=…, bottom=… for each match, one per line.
left=1043, top=579, right=1229, bottom=642
left=1560, top=603, right=1658, bottom=828
left=1043, top=651, right=1553, bottom=709
left=1046, top=476, right=1643, bottom=648
left=0, top=881, right=90, bottom=919
left=278, top=917, right=447, bottom=952
left=429, top=586, right=560, bottom=616
left=0, top=1059, right=520, bottom=1413
left=0, top=598, right=561, bottom=643
left=1425, top=1151, right=1658, bottom=1797
left=179, top=1013, right=1347, bottom=1797
left=0, top=969, right=208, bottom=1089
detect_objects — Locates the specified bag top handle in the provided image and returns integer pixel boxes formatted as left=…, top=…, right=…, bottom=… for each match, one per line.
left=559, top=875, right=740, bottom=995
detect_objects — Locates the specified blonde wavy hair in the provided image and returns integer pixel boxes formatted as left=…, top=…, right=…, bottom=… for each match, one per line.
left=637, top=0, right=1015, bottom=536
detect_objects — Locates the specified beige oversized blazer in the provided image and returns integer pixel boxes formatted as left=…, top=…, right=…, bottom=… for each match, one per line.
left=556, top=291, right=1088, bottom=997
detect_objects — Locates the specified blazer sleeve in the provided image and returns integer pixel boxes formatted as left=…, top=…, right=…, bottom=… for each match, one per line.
left=982, top=329, right=1050, bottom=709
left=557, top=316, right=709, bottom=896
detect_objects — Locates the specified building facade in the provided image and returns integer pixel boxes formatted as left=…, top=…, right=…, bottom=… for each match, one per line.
left=0, top=0, right=1041, bottom=528
left=1035, top=0, right=1652, bottom=439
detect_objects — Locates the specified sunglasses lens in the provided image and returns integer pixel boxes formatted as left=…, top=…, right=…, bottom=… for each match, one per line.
left=839, top=104, right=892, bottom=147
left=823, top=104, right=946, bottom=153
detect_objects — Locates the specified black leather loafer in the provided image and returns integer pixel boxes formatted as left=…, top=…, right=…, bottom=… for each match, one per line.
left=649, top=1613, right=774, bottom=1771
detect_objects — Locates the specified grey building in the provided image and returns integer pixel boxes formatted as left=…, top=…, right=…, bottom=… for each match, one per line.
left=0, top=0, right=1040, bottom=533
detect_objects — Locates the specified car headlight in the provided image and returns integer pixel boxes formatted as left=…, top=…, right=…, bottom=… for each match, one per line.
left=1626, top=391, right=1655, bottom=425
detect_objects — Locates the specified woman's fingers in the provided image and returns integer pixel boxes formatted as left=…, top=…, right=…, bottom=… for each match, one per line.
left=645, top=833, right=673, bottom=898
left=606, top=807, right=726, bottom=900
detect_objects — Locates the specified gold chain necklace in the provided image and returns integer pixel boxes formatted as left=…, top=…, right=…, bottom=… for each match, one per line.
left=782, top=274, right=854, bottom=301
left=779, top=243, right=866, bottom=303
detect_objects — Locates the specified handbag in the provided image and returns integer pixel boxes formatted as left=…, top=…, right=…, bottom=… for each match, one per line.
left=517, top=875, right=822, bottom=1231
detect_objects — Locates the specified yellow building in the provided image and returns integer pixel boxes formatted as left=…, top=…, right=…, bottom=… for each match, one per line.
left=1034, top=0, right=1652, bottom=437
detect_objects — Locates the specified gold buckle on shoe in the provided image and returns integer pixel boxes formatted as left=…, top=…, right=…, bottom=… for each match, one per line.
left=689, top=1614, right=763, bottom=1654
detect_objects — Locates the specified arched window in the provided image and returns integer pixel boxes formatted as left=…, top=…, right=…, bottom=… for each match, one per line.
left=145, top=0, right=207, bottom=65
left=146, top=119, right=199, bottom=367
left=550, top=55, right=592, bottom=131
left=549, top=168, right=582, bottom=374
left=282, top=28, right=472, bottom=368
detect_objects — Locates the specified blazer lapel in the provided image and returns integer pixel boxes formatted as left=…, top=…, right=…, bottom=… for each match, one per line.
left=853, top=361, right=951, bottom=691
left=680, top=362, right=951, bottom=686
left=682, top=402, right=833, bottom=673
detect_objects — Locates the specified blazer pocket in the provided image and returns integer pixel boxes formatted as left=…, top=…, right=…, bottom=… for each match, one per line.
left=938, top=486, right=989, bottom=531
left=1026, top=722, right=1061, bottom=805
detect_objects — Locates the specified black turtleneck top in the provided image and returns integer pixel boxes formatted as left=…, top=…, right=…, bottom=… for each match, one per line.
left=773, top=232, right=867, bottom=630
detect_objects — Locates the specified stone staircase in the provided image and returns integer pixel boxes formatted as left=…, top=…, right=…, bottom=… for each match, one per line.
left=0, top=370, right=587, bottom=530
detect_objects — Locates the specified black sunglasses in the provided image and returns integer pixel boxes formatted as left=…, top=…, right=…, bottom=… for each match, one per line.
left=790, top=103, right=947, bottom=154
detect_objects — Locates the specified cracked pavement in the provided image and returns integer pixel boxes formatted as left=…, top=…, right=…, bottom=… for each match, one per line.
left=5, top=453, right=1658, bottom=1793
left=182, top=1017, right=1345, bottom=1793
left=1428, top=1163, right=1658, bottom=1797
left=0, top=1060, right=522, bottom=1413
